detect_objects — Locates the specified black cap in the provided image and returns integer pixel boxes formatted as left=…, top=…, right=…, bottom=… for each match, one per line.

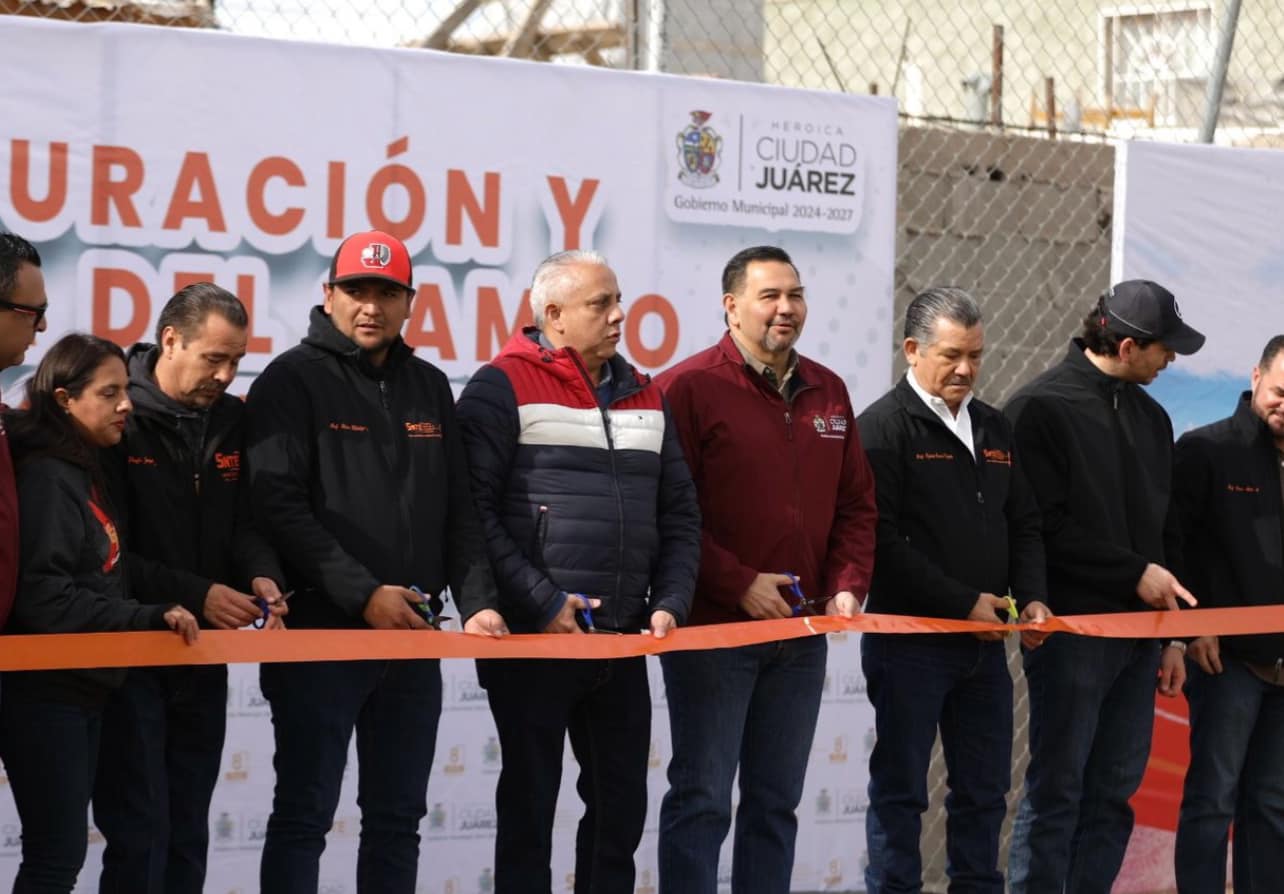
left=1102, top=280, right=1205, bottom=355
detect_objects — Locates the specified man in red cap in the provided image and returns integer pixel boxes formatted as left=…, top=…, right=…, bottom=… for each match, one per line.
left=245, top=230, right=507, bottom=894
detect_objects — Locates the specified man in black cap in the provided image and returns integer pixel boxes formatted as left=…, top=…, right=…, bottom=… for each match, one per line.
left=1004, top=280, right=1205, bottom=894
left=245, top=229, right=507, bottom=894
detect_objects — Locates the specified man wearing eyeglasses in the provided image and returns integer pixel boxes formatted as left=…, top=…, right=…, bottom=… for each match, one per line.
left=0, top=232, right=48, bottom=638
left=653, top=245, right=877, bottom=894
left=855, top=287, right=1050, bottom=894
left=456, top=250, right=700, bottom=894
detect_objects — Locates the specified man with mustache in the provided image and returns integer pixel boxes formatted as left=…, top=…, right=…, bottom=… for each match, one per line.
left=1171, top=335, right=1284, bottom=892
left=457, top=249, right=700, bottom=893
left=1005, top=280, right=1205, bottom=893
left=653, top=245, right=877, bottom=893
left=855, top=287, right=1051, bottom=893
left=94, top=282, right=288, bottom=894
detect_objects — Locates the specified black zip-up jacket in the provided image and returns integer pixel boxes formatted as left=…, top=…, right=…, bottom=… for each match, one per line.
left=456, top=329, right=700, bottom=633
left=244, top=307, right=496, bottom=628
left=1005, top=339, right=1181, bottom=615
left=857, top=376, right=1046, bottom=619
left=104, top=344, right=283, bottom=623
left=1173, top=392, right=1284, bottom=665
left=6, top=456, right=169, bottom=705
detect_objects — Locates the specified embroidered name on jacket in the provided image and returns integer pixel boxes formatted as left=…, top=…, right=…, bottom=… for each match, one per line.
left=982, top=448, right=1012, bottom=466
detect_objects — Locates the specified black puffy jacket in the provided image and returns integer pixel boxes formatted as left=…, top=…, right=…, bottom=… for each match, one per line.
left=457, top=329, right=700, bottom=633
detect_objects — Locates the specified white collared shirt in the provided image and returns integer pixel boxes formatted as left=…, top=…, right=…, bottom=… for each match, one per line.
left=905, top=371, right=975, bottom=459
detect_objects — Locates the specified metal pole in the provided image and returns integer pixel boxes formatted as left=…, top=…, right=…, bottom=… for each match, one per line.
left=1199, top=0, right=1243, bottom=143
left=991, top=25, right=1004, bottom=126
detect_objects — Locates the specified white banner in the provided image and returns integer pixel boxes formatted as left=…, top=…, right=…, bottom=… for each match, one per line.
left=1112, top=140, right=1284, bottom=436
left=0, top=16, right=897, bottom=894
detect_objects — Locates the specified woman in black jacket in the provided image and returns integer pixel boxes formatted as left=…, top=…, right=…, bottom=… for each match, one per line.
left=0, top=333, right=199, bottom=894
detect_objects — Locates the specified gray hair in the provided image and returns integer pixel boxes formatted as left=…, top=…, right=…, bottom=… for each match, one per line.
left=529, top=249, right=610, bottom=327
left=904, top=286, right=982, bottom=344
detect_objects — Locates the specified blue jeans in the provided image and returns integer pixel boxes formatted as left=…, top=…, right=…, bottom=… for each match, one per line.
left=861, top=634, right=1012, bottom=894
left=1175, top=660, right=1284, bottom=893
left=94, top=664, right=227, bottom=894
left=259, top=659, right=441, bottom=894
left=477, top=657, right=650, bottom=894
left=1008, top=635, right=1161, bottom=894
left=0, top=688, right=102, bottom=893
left=657, top=635, right=827, bottom=894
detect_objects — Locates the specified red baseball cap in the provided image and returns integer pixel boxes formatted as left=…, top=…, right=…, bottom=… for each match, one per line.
left=328, top=230, right=413, bottom=290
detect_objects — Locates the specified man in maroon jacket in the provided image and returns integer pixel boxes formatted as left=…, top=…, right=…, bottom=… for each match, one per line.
left=0, top=232, right=49, bottom=631
left=654, top=245, right=877, bottom=894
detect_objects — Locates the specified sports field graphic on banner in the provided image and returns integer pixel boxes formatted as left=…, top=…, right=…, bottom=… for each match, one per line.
left=0, top=15, right=896, bottom=892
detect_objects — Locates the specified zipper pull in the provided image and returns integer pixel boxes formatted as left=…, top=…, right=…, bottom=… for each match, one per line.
left=1113, top=390, right=1119, bottom=410
left=976, top=491, right=984, bottom=504
left=784, top=410, right=793, bottom=441
left=194, top=471, right=201, bottom=497
left=378, top=379, right=390, bottom=410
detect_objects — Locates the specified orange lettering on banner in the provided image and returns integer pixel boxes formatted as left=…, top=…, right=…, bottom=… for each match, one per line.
left=246, top=157, right=305, bottom=236
left=236, top=274, right=273, bottom=354
left=172, top=271, right=214, bottom=293
left=623, top=293, right=679, bottom=368
left=326, top=161, right=346, bottom=239
left=546, top=176, right=599, bottom=250
left=91, top=145, right=144, bottom=228
left=163, top=152, right=227, bottom=232
left=92, top=268, right=151, bottom=345
left=10, top=140, right=68, bottom=222
left=404, top=283, right=458, bottom=360
left=475, top=286, right=532, bottom=361
left=445, top=170, right=501, bottom=248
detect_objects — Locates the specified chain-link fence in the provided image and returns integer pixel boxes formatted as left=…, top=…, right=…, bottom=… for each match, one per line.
left=5, top=0, right=1275, bottom=890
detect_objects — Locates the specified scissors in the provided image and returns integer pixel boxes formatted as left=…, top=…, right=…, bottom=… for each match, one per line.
left=1002, top=595, right=1019, bottom=624
left=408, top=585, right=453, bottom=630
left=782, top=572, right=828, bottom=616
left=253, top=590, right=293, bottom=629
left=575, top=595, right=622, bottom=634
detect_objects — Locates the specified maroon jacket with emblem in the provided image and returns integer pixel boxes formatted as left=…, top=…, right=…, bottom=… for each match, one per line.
left=655, top=333, right=877, bottom=625
left=0, top=412, right=17, bottom=630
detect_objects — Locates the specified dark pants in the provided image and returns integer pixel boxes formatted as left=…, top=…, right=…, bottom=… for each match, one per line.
left=1008, top=635, right=1161, bottom=894
left=476, top=656, right=651, bottom=894
left=657, top=635, right=827, bottom=894
left=1175, top=660, right=1284, bottom=893
left=861, top=633, right=1012, bottom=894
left=0, top=689, right=102, bottom=893
left=94, top=664, right=227, bottom=894
left=258, top=659, right=442, bottom=894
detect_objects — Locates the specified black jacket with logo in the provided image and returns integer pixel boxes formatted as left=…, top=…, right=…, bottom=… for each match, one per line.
left=244, top=307, right=496, bottom=629
left=1174, top=392, right=1284, bottom=664
left=106, top=344, right=282, bottom=623
left=1005, top=340, right=1181, bottom=615
left=5, top=454, right=169, bottom=705
left=857, top=376, right=1046, bottom=619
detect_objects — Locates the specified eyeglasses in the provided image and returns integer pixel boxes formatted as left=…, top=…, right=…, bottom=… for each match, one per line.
left=0, top=297, right=47, bottom=328
left=409, top=585, right=452, bottom=630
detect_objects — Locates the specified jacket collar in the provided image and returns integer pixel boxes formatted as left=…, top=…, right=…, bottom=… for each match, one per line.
left=301, top=306, right=412, bottom=378
left=125, top=343, right=203, bottom=422
left=498, top=327, right=648, bottom=402
left=715, top=331, right=812, bottom=392
left=1062, top=338, right=1133, bottom=401
left=1231, top=390, right=1278, bottom=450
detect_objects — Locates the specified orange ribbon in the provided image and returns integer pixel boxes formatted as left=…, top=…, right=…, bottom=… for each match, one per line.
left=0, top=606, right=1275, bottom=671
